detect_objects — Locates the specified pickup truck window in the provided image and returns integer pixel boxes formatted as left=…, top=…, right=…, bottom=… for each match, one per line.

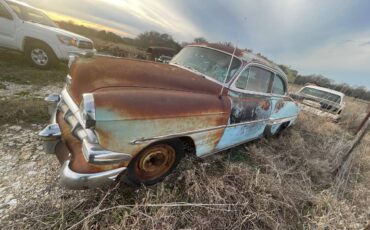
left=5, top=0, right=57, bottom=27
left=0, top=3, right=12, bottom=20
left=235, top=66, right=272, bottom=93
left=272, top=75, right=286, bottom=95
left=301, top=87, right=341, bottom=104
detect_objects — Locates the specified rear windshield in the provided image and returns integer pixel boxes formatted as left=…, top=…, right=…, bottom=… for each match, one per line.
left=301, top=87, right=341, bottom=104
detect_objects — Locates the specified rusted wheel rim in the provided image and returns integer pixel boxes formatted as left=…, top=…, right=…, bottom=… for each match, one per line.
left=135, top=144, right=176, bottom=181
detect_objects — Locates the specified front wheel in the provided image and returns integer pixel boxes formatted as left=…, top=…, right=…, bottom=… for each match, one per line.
left=25, top=42, right=57, bottom=69
left=122, top=139, right=184, bottom=186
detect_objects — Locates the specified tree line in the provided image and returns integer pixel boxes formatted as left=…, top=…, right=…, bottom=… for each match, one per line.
left=278, top=65, right=370, bottom=101
left=57, top=21, right=181, bottom=51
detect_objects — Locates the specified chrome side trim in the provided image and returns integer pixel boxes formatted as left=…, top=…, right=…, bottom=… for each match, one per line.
left=130, top=115, right=298, bottom=145
left=82, top=139, right=132, bottom=165
left=131, top=118, right=269, bottom=145
left=60, top=160, right=126, bottom=189
left=267, top=115, right=298, bottom=125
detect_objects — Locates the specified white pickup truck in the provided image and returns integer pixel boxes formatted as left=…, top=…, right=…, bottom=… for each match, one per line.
left=0, top=0, right=96, bottom=69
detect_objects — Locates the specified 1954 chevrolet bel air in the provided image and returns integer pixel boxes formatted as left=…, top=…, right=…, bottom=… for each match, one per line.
left=39, top=43, right=300, bottom=189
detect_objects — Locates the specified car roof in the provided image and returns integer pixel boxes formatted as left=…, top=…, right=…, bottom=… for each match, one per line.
left=303, top=85, right=345, bottom=98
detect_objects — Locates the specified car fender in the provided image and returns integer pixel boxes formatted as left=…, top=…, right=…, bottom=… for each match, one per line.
left=91, top=88, right=232, bottom=157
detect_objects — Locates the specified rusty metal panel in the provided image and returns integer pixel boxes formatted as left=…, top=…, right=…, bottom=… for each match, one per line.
left=69, top=56, right=227, bottom=104
left=92, top=88, right=231, bottom=157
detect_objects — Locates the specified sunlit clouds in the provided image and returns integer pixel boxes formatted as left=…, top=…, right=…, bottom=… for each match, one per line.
left=21, top=0, right=370, bottom=87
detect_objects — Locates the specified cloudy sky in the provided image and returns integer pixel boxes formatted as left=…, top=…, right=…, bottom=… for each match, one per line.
left=23, top=0, right=370, bottom=88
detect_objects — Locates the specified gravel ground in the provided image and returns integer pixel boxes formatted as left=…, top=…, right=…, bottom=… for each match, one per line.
left=0, top=82, right=62, bottom=98
left=0, top=124, right=60, bottom=220
left=0, top=84, right=64, bottom=222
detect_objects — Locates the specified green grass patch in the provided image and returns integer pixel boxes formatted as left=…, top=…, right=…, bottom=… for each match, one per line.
left=0, top=97, right=49, bottom=125
left=0, top=51, right=68, bottom=86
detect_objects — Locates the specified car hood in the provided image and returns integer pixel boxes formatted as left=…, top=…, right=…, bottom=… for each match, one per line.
left=24, top=21, right=92, bottom=42
left=69, top=56, right=226, bottom=104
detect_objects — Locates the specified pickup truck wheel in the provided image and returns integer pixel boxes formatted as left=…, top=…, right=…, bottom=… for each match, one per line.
left=123, top=139, right=184, bottom=186
left=25, top=42, right=57, bottom=69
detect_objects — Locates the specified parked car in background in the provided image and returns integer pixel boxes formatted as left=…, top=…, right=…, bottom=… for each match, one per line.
left=39, top=43, right=299, bottom=189
left=146, top=46, right=177, bottom=63
left=155, top=55, right=172, bottom=63
left=291, top=85, right=345, bottom=122
left=0, top=0, right=96, bottom=68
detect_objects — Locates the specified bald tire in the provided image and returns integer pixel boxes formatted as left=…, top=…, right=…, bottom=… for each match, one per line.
left=122, top=139, right=184, bottom=186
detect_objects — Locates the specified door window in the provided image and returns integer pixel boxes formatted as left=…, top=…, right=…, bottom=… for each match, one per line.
left=235, top=66, right=273, bottom=93
left=272, top=75, right=286, bottom=95
left=235, top=68, right=249, bottom=89
left=0, top=3, right=12, bottom=20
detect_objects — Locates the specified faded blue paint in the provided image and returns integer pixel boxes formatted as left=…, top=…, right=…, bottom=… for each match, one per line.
left=95, top=91, right=299, bottom=158
left=270, top=97, right=298, bottom=121
left=215, top=121, right=265, bottom=150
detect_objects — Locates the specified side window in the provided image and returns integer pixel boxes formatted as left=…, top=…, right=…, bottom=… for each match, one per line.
left=235, top=68, right=250, bottom=89
left=246, top=66, right=273, bottom=93
left=0, top=3, right=13, bottom=20
left=272, top=75, right=286, bottom=95
left=235, top=66, right=273, bottom=93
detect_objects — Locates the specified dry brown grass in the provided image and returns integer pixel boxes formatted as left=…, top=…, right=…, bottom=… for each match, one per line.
left=339, top=98, right=370, bottom=132
left=4, top=113, right=369, bottom=229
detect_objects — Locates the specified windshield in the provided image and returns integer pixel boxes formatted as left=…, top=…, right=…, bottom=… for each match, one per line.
left=6, top=1, right=57, bottom=27
left=301, top=87, right=341, bottom=104
left=170, top=46, right=242, bottom=83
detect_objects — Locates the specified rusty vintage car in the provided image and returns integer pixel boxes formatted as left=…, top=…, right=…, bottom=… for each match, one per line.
left=39, top=43, right=300, bottom=189
left=291, top=85, right=345, bottom=122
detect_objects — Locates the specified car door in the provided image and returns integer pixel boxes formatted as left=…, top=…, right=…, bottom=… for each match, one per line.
left=215, top=65, right=274, bottom=150
left=0, top=1, right=16, bottom=49
left=268, top=74, right=299, bottom=134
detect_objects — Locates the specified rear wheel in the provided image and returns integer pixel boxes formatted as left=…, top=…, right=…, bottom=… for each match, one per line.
left=122, top=139, right=184, bottom=186
left=25, top=41, right=57, bottom=69
left=264, top=122, right=290, bottom=138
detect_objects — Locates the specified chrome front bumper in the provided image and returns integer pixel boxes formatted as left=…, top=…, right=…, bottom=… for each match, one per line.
left=39, top=122, right=127, bottom=189
left=39, top=91, right=130, bottom=189
left=60, top=160, right=126, bottom=190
